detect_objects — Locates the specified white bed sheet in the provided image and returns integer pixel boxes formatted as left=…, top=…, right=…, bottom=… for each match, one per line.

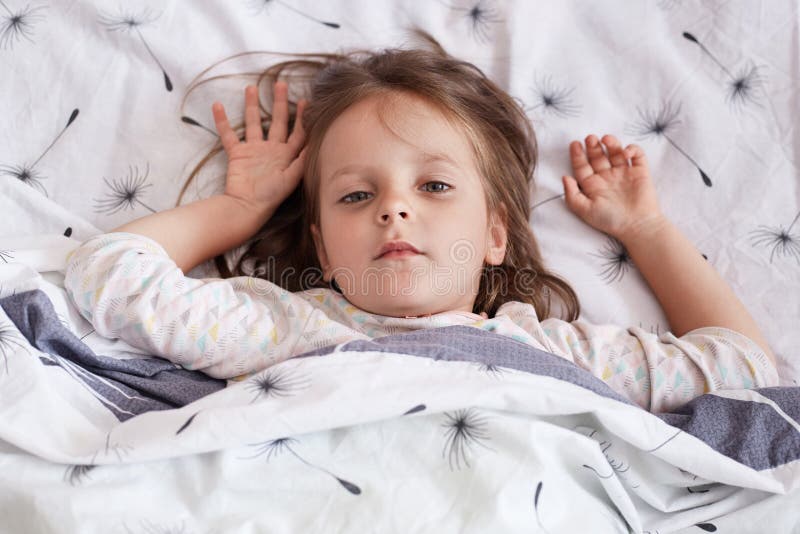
left=2, top=0, right=797, bottom=381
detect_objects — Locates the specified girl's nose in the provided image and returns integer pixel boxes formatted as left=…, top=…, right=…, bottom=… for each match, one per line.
left=380, top=210, right=408, bottom=223
left=377, top=191, right=411, bottom=224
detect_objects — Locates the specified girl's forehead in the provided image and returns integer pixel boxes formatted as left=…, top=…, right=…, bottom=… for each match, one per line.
left=318, top=93, right=478, bottom=173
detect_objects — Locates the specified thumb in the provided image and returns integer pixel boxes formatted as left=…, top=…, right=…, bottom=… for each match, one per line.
left=562, top=175, right=591, bottom=217
left=284, top=146, right=307, bottom=182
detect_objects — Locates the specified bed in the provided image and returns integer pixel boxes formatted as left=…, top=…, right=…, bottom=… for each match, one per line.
left=1, top=0, right=798, bottom=532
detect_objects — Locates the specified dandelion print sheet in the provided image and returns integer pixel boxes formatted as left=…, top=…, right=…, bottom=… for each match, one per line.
left=1, top=0, right=799, bottom=531
left=1, top=274, right=800, bottom=532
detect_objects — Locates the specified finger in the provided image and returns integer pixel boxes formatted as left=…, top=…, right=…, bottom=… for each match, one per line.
left=212, top=102, right=239, bottom=154
left=268, top=81, right=289, bottom=142
left=585, top=134, right=611, bottom=172
left=284, top=146, right=307, bottom=183
left=244, top=86, right=264, bottom=143
left=562, top=175, right=591, bottom=217
left=287, top=99, right=307, bottom=154
left=601, top=134, right=627, bottom=168
left=624, top=144, right=649, bottom=172
left=569, top=140, right=594, bottom=181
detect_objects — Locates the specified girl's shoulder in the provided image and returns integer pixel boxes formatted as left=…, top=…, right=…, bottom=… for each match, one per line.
left=293, top=286, right=350, bottom=311
left=495, top=300, right=539, bottom=319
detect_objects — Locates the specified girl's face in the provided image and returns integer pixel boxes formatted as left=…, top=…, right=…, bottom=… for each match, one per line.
left=311, top=93, right=507, bottom=318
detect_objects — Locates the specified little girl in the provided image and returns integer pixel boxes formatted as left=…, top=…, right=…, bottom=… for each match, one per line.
left=64, top=33, right=777, bottom=413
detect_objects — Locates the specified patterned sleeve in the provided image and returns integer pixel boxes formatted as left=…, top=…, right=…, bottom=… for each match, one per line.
left=63, top=232, right=325, bottom=379
left=537, top=318, right=779, bottom=412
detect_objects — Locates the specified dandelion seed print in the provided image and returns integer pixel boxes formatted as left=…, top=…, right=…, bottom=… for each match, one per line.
left=0, top=322, right=29, bottom=374
left=749, top=209, right=800, bottom=264
left=533, top=481, right=552, bottom=534
left=99, top=8, right=173, bottom=92
left=529, top=76, right=582, bottom=119
left=592, top=235, right=633, bottom=284
left=0, top=249, right=13, bottom=263
left=245, top=367, right=310, bottom=403
left=0, top=108, right=80, bottom=197
left=598, top=439, right=639, bottom=489
left=682, top=32, right=763, bottom=109
left=582, top=463, right=615, bottom=479
left=0, top=1, right=46, bottom=50
left=248, top=0, right=340, bottom=28
left=473, top=360, right=504, bottom=377
left=0, top=163, right=46, bottom=195
left=627, top=101, right=712, bottom=187
left=181, top=115, right=218, bottom=137
left=90, top=433, right=133, bottom=464
left=578, top=428, right=640, bottom=489
left=440, top=0, right=502, bottom=43
left=243, top=437, right=362, bottom=495
left=93, top=163, right=157, bottom=215
left=176, top=412, right=200, bottom=435
left=678, top=467, right=698, bottom=480
left=642, top=428, right=682, bottom=453
left=243, top=436, right=298, bottom=462
left=78, top=327, right=95, bottom=341
left=726, top=64, right=763, bottom=107
left=64, top=464, right=95, bottom=486
left=441, top=408, right=494, bottom=470
left=403, top=404, right=426, bottom=415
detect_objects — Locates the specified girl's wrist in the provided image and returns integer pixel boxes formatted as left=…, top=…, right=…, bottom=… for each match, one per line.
left=616, top=213, right=670, bottom=248
left=221, top=194, right=278, bottom=226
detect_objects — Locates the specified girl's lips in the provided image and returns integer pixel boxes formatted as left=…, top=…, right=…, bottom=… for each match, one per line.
left=376, top=240, right=421, bottom=259
left=378, top=250, right=421, bottom=260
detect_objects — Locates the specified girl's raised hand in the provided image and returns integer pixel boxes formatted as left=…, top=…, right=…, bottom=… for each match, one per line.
left=562, top=134, right=664, bottom=241
left=212, top=82, right=307, bottom=218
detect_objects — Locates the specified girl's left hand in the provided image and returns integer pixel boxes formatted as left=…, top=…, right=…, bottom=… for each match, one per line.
left=562, top=134, right=664, bottom=241
left=212, top=82, right=307, bottom=218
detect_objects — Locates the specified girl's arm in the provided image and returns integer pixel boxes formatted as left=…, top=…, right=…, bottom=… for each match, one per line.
left=562, top=134, right=776, bottom=368
left=63, top=84, right=314, bottom=378
left=112, top=195, right=272, bottom=274
left=113, top=83, right=307, bottom=273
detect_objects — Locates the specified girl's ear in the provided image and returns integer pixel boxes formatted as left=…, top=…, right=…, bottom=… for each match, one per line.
left=484, top=203, right=508, bottom=266
left=310, top=223, right=330, bottom=281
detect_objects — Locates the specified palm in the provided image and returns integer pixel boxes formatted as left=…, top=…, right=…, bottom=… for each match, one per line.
left=563, top=134, right=661, bottom=239
left=225, top=141, right=299, bottom=205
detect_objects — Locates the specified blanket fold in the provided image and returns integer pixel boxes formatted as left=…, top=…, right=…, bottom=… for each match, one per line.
left=0, top=289, right=225, bottom=420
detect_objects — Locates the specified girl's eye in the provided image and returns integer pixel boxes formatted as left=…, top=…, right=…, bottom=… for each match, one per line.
left=341, top=191, right=371, bottom=203
left=422, top=181, right=452, bottom=193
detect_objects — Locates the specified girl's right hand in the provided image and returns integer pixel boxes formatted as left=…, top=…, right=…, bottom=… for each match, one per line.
left=212, top=82, right=307, bottom=219
left=562, top=134, right=665, bottom=242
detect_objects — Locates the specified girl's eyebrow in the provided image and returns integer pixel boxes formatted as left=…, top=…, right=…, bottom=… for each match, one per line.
left=328, top=153, right=462, bottom=184
left=329, top=164, right=371, bottom=184
left=421, top=152, right=462, bottom=169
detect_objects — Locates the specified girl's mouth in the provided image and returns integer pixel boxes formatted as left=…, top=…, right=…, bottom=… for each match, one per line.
left=375, top=240, right=422, bottom=259
left=378, top=250, right=421, bottom=260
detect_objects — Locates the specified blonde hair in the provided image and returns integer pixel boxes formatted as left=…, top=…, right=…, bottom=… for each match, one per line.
left=179, top=31, right=580, bottom=321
